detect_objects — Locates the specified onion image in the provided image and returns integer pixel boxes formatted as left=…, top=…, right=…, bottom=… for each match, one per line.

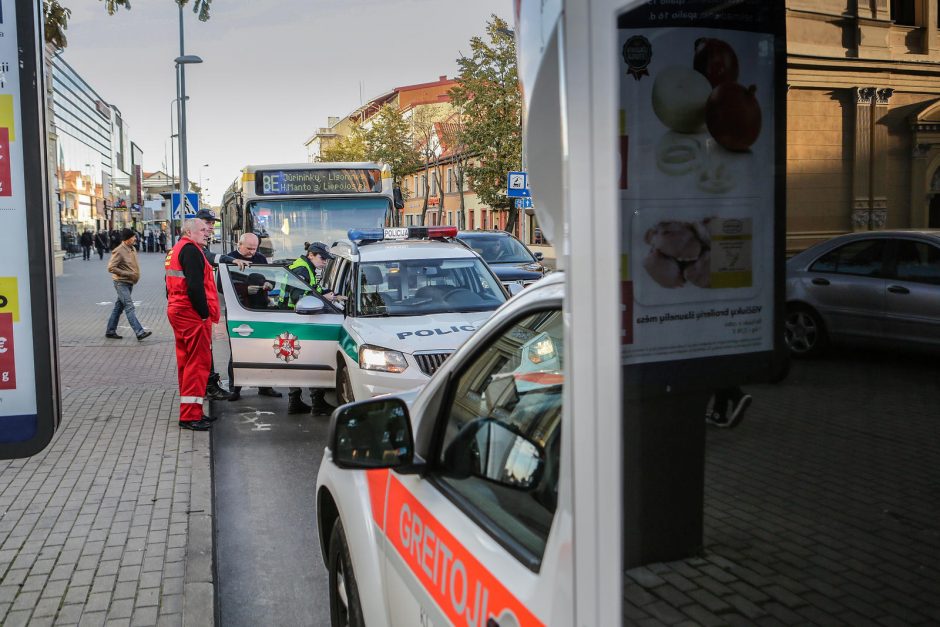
left=705, top=83, right=762, bottom=152
left=652, top=66, right=712, bottom=133
left=693, top=38, right=739, bottom=87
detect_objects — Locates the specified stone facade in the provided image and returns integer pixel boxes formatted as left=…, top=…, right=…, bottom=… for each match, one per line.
left=787, top=0, right=940, bottom=252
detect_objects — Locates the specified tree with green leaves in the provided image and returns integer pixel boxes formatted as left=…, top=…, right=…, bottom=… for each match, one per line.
left=320, top=127, right=368, bottom=163
left=43, top=0, right=212, bottom=49
left=363, top=105, right=422, bottom=195
left=450, top=14, right=522, bottom=233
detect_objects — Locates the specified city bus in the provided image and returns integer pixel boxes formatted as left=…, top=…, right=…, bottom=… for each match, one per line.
left=220, top=162, right=402, bottom=262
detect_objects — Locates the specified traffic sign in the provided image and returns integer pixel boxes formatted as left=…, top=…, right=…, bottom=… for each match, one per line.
left=507, top=171, right=530, bottom=198
left=171, top=192, right=199, bottom=219
left=515, top=197, right=533, bottom=209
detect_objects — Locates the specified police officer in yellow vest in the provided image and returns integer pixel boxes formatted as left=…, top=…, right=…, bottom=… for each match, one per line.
left=286, top=242, right=346, bottom=414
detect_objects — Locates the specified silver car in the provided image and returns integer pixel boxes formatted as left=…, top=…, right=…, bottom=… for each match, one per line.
left=785, top=230, right=940, bottom=356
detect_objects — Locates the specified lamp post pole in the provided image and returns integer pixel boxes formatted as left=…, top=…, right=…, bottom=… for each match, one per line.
left=172, top=4, right=202, bottom=245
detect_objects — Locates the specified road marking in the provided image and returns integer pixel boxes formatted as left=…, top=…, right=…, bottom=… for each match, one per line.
left=240, top=408, right=274, bottom=431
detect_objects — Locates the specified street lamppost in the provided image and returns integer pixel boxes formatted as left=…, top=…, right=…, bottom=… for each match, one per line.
left=173, top=54, right=202, bottom=246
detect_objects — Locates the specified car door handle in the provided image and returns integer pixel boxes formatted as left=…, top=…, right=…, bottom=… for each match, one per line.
left=811, top=278, right=830, bottom=286
left=888, top=285, right=910, bottom=295
left=232, top=324, right=254, bottom=337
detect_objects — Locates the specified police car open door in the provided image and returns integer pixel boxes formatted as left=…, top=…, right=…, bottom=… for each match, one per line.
left=218, top=264, right=343, bottom=389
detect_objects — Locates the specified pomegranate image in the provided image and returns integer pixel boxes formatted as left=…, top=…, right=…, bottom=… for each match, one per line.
left=706, top=83, right=762, bottom=152
left=693, top=38, right=739, bottom=87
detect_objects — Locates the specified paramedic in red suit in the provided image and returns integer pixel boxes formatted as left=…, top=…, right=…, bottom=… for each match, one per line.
left=165, top=218, right=219, bottom=431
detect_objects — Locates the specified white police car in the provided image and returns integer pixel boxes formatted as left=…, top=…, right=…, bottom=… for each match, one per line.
left=216, top=226, right=511, bottom=402
left=315, top=271, right=566, bottom=627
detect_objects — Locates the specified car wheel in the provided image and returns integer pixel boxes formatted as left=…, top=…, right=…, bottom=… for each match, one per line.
left=328, top=520, right=365, bottom=627
left=336, top=361, right=354, bottom=406
left=784, top=304, right=827, bottom=358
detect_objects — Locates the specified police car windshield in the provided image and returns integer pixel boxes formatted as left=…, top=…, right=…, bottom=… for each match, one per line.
left=458, top=233, right=535, bottom=264
left=248, top=197, right=389, bottom=260
left=356, top=258, right=505, bottom=316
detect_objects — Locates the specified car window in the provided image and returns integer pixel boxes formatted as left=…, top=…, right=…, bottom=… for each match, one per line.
left=226, top=264, right=320, bottom=311
left=460, top=235, right=535, bottom=264
left=809, top=239, right=885, bottom=277
left=356, top=257, right=505, bottom=317
left=893, top=240, right=940, bottom=284
left=435, top=309, right=563, bottom=566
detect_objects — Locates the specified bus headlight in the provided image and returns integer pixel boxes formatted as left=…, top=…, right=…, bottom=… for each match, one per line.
left=359, top=345, right=408, bottom=373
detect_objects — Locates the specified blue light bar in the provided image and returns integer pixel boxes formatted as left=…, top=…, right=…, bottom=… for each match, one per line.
left=348, top=228, right=385, bottom=241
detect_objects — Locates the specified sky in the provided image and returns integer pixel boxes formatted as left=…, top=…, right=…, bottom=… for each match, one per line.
left=60, top=0, right=510, bottom=206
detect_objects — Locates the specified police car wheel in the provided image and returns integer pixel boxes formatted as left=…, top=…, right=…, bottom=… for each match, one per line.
left=328, top=520, right=364, bottom=627
left=336, top=362, right=354, bottom=406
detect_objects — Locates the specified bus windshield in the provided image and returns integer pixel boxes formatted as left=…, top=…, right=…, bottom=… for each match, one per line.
left=248, top=196, right=389, bottom=260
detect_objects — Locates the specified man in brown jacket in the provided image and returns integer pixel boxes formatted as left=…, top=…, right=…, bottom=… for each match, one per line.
left=105, top=228, right=152, bottom=340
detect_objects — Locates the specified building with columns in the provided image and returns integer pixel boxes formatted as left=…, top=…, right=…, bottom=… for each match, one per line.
left=787, top=0, right=940, bottom=252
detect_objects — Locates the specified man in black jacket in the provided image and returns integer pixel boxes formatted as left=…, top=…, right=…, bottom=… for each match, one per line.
left=224, top=232, right=282, bottom=402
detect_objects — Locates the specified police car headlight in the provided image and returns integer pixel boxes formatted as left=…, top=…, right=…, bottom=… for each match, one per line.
left=359, top=345, right=408, bottom=373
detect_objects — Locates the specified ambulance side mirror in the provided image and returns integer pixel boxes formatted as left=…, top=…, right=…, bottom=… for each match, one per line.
left=330, top=398, right=416, bottom=470
left=295, top=295, right=325, bottom=315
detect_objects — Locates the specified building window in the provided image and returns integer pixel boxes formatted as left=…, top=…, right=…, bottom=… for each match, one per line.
left=891, top=0, right=916, bottom=26
left=413, top=176, right=418, bottom=194
left=448, top=211, right=454, bottom=225
left=481, top=212, right=487, bottom=230
left=469, top=211, right=475, bottom=230
left=431, top=173, right=439, bottom=196
left=420, top=175, right=427, bottom=195
left=446, top=168, right=454, bottom=193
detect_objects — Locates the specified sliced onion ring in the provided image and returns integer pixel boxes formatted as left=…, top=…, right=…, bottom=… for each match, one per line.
left=656, top=134, right=703, bottom=176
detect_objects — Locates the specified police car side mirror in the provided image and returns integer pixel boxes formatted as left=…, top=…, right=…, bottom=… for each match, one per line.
left=330, top=398, right=416, bottom=470
left=507, top=283, right=524, bottom=297
left=534, top=251, right=544, bottom=261
left=295, top=295, right=325, bottom=315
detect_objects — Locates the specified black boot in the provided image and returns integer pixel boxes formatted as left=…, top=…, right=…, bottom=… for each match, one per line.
left=310, top=390, right=336, bottom=415
left=287, top=392, right=312, bottom=414
left=206, top=379, right=231, bottom=401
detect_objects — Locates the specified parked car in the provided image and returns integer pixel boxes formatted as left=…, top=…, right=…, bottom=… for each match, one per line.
left=785, top=230, right=940, bottom=357
left=456, top=230, right=547, bottom=290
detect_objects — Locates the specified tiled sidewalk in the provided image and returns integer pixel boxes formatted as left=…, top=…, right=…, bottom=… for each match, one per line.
left=0, top=252, right=213, bottom=626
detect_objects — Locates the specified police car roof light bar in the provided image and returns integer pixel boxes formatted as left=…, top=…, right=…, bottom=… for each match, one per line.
left=346, top=226, right=459, bottom=244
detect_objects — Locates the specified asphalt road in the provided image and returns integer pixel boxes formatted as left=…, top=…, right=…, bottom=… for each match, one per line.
left=210, top=389, right=335, bottom=626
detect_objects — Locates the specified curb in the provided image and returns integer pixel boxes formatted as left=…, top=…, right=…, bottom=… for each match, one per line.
left=183, top=430, right=215, bottom=626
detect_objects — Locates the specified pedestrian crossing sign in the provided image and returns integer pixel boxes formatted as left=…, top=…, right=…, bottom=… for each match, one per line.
left=171, top=192, right=199, bottom=219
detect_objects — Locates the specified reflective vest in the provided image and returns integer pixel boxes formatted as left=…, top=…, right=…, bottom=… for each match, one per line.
left=165, top=236, right=220, bottom=322
left=280, top=255, right=323, bottom=308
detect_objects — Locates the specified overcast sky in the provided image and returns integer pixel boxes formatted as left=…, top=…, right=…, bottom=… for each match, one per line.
left=60, top=0, right=509, bottom=205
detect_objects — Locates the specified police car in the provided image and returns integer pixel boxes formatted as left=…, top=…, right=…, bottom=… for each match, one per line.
left=216, top=226, right=512, bottom=403
left=315, top=271, right=566, bottom=627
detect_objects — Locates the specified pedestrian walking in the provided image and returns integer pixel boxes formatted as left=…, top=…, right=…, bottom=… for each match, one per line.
left=224, top=232, right=282, bottom=402
left=147, top=231, right=155, bottom=253
left=105, top=228, right=152, bottom=341
left=165, top=217, right=219, bottom=431
left=94, top=230, right=108, bottom=260
left=109, top=229, right=120, bottom=251
left=80, top=230, right=93, bottom=260
left=159, top=230, right=167, bottom=253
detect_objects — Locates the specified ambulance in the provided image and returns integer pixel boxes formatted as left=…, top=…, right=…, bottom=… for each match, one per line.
left=216, top=226, right=511, bottom=403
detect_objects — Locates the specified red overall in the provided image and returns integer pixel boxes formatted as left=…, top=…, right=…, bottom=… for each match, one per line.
left=165, top=237, right=220, bottom=423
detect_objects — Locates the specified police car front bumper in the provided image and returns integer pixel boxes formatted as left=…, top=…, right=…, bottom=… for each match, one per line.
left=354, top=364, right=430, bottom=398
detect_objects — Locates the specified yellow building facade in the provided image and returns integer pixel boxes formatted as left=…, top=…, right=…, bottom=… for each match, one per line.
left=787, top=0, right=940, bottom=252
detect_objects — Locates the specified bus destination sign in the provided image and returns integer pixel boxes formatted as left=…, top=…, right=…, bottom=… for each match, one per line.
left=256, top=168, right=382, bottom=196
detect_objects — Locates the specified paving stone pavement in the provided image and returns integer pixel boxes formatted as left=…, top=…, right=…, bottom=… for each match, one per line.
left=623, top=350, right=940, bottom=625
left=0, top=252, right=213, bottom=627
